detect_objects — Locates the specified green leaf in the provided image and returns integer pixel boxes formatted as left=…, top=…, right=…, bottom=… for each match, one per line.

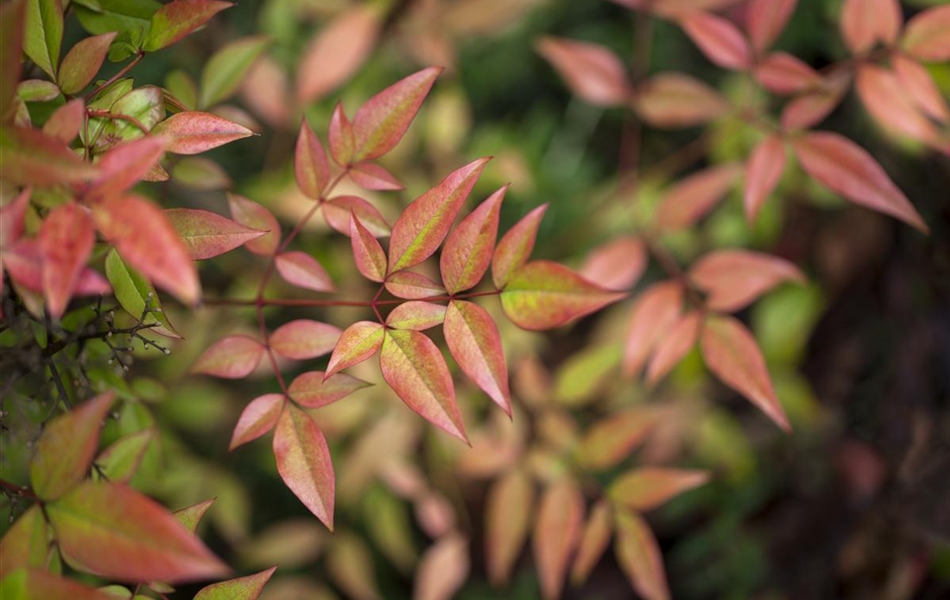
left=172, top=498, right=216, bottom=535
left=24, top=0, right=63, bottom=78
left=193, top=566, right=277, bottom=600
left=100, top=85, right=165, bottom=146
left=58, top=32, right=117, bottom=94
left=75, top=0, right=158, bottom=36
left=0, top=568, right=115, bottom=600
left=0, top=506, right=50, bottom=578
left=199, top=35, right=270, bottom=108
left=94, top=429, right=154, bottom=483
left=143, top=0, right=232, bottom=52
left=104, top=248, right=180, bottom=338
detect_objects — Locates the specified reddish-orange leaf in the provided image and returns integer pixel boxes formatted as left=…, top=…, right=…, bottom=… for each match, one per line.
left=30, top=392, right=114, bottom=501
left=678, top=11, right=751, bottom=70
left=3, top=569, right=116, bottom=600
left=165, top=208, right=265, bottom=260
left=386, top=301, right=446, bottom=331
left=622, top=280, right=684, bottom=378
left=892, top=54, right=949, bottom=123
left=0, top=125, right=98, bottom=186
left=349, top=161, right=404, bottom=191
left=386, top=270, right=445, bottom=299
left=614, top=509, right=670, bottom=600
left=445, top=300, right=511, bottom=416
left=275, top=251, right=335, bottom=292
left=325, top=321, right=385, bottom=377
left=58, top=32, right=117, bottom=94
left=42, top=98, right=84, bottom=143
left=579, top=236, right=647, bottom=292
left=389, top=158, right=489, bottom=273
left=536, top=36, right=633, bottom=106
left=288, top=371, right=371, bottom=408
left=533, top=477, right=584, bottom=600
left=350, top=213, right=387, bottom=282
left=492, top=204, right=547, bottom=289
left=415, top=533, right=470, bottom=600
left=571, top=499, right=613, bottom=584
left=645, top=310, right=702, bottom=385
left=0, top=1, right=25, bottom=122
left=192, top=335, right=265, bottom=379
left=153, top=110, right=253, bottom=154
left=690, top=249, right=805, bottom=312
left=901, top=6, right=950, bottom=62
left=655, top=162, right=742, bottom=231
left=227, top=193, right=281, bottom=256
left=501, top=260, right=626, bottom=331
left=269, top=319, right=341, bottom=360
left=295, top=119, right=331, bottom=199
left=609, top=468, right=710, bottom=511
left=578, top=406, right=658, bottom=469
left=856, top=64, right=941, bottom=148
left=328, top=102, right=355, bottom=166
left=779, top=73, right=849, bottom=130
left=840, top=0, right=901, bottom=55
left=295, top=5, right=379, bottom=104
left=0, top=187, right=29, bottom=246
left=273, top=404, right=335, bottom=529
left=634, top=73, right=729, bottom=127
left=87, top=136, right=168, bottom=202
left=744, top=135, right=786, bottom=223
left=144, top=0, right=233, bottom=52
left=39, top=202, right=94, bottom=318
left=753, top=52, right=823, bottom=95
left=485, top=469, right=534, bottom=586
left=701, top=314, right=790, bottom=431
left=5, top=239, right=108, bottom=299
left=352, top=66, right=442, bottom=161
left=47, top=481, right=229, bottom=583
left=380, top=329, right=468, bottom=442
left=230, top=393, right=285, bottom=450
left=441, top=186, right=505, bottom=293
left=745, top=0, right=798, bottom=54
left=94, top=194, right=200, bottom=305
left=792, top=131, right=928, bottom=233
left=194, top=566, right=278, bottom=600
left=323, top=195, right=390, bottom=237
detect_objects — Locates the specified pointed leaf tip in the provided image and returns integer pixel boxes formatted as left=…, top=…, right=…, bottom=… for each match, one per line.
left=273, top=404, right=335, bottom=529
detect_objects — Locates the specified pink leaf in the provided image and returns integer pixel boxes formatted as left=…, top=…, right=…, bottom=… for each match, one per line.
left=744, top=134, right=786, bottom=223
left=536, top=36, right=633, bottom=106
left=655, top=162, right=742, bottom=231
left=533, top=477, right=584, bottom=600
left=578, top=406, right=658, bottom=469
left=269, top=319, right=341, bottom=360
left=485, top=469, right=534, bottom=586
left=855, top=64, right=942, bottom=148
left=690, top=249, right=805, bottom=312
left=40, top=202, right=94, bottom=318
left=701, top=314, right=790, bottom=431
left=328, top=103, right=355, bottom=166
left=444, top=300, right=511, bottom=416
left=441, top=186, right=505, bottom=293
left=273, top=403, right=336, bottom=529
left=677, top=11, right=751, bottom=70
left=227, top=193, right=281, bottom=256
left=0, top=125, right=99, bottom=186
left=386, top=270, right=446, bottom=299
left=295, top=119, right=331, bottom=199
left=491, top=204, right=547, bottom=289
left=792, top=131, right=928, bottom=232
left=609, top=467, right=710, bottom=511
left=350, top=213, right=387, bottom=282
left=779, top=72, right=850, bottom=130
left=349, top=161, right=404, bottom=191
left=58, top=32, right=117, bottom=94
left=194, top=566, right=278, bottom=600
left=275, top=251, right=335, bottom=292
left=288, top=371, right=371, bottom=409
left=745, top=0, right=798, bottom=54
left=240, top=56, right=291, bottom=129
left=579, top=235, right=647, bottom=292
left=571, top=499, right=613, bottom=584
left=325, top=321, right=385, bottom=377
left=634, top=72, right=729, bottom=127
left=840, top=0, right=901, bottom=55
left=753, top=52, right=823, bottom=95
left=86, top=136, right=168, bottom=202
left=230, top=393, right=285, bottom=450
left=295, top=5, right=379, bottom=104
left=42, top=98, right=85, bottom=143
left=622, top=280, right=683, bottom=378
left=164, top=208, right=265, bottom=260
left=614, top=509, right=670, bottom=600
left=901, top=6, right=950, bottom=62
left=645, top=310, right=702, bottom=385
left=323, top=195, right=390, bottom=237
left=892, top=55, right=949, bottom=123
left=380, top=329, right=468, bottom=442
left=0, top=187, right=29, bottom=247
left=153, top=111, right=254, bottom=154
left=386, top=301, right=447, bottom=331
left=192, top=335, right=265, bottom=379
left=144, top=0, right=233, bottom=52
left=415, top=533, right=470, bottom=600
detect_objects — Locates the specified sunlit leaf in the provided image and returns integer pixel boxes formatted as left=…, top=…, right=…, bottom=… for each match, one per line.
left=24, top=0, right=63, bottom=79
left=200, top=35, right=270, bottom=108
left=194, top=566, right=277, bottom=600
left=0, top=125, right=98, bottom=186
left=441, top=186, right=504, bottom=293
left=622, top=280, right=683, bottom=378
left=445, top=300, right=511, bottom=415
left=677, top=11, right=750, bottom=70
left=840, top=0, right=901, bottom=55
left=655, top=162, right=742, bottom=231
left=645, top=311, right=701, bottom=385
left=386, top=301, right=446, bottom=331
left=230, top=393, right=285, bottom=450
left=323, top=195, right=390, bottom=238
left=579, top=236, right=646, bottom=291
left=571, top=499, right=613, bottom=584
left=296, top=5, right=379, bottom=104
left=634, top=72, right=729, bottom=127
left=165, top=208, right=265, bottom=260
left=536, top=36, right=633, bottom=106
left=414, top=533, right=469, bottom=600
left=227, top=193, right=281, bottom=256
left=273, top=404, right=335, bottom=528
left=275, top=251, right=335, bottom=292
left=192, top=335, right=265, bottom=379
left=58, top=32, right=116, bottom=94
left=533, top=477, right=584, bottom=600
left=690, top=250, right=805, bottom=312
left=485, top=469, right=533, bottom=586
left=745, top=0, right=798, bottom=53
left=385, top=271, right=445, bottom=299
left=269, top=319, right=341, bottom=360
left=744, top=135, right=786, bottom=223
left=143, top=0, right=232, bottom=52
left=39, top=202, right=94, bottom=318
left=491, top=204, right=547, bottom=289
left=614, top=509, right=670, bottom=600
left=350, top=213, right=387, bottom=282
left=288, top=371, right=371, bottom=408
left=325, top=321, right=384, bottom=377
left=609, top=468, right=710, bottom=511
left=295, top=119, right=331, bottom=199
left=901, top=6, right=950, bottom=62
left=152, top=110, right=253, bottom=154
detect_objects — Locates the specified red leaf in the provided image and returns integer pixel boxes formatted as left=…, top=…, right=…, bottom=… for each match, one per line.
left=58, top=32, right=116, bottom=94
left=325, top=321, right=385, bottom=377
left=614, top=509, right=670, bottom=600
left=609, top=468, right=710, bottom=511
left=840, top=0, right=901, bottom=55
left=94, top=194, right=200, bottom=305
left=441, top=186, right=505, bottom=293
left=701, top=314, right=790, bottom=431
left=165, top=208, right=266, bottom=260
left=744, top=134, right=786, bottom=223
left=622, top=280, right=683, bottom=378
left=295, top=119, right=331, bottom=199
left=46, top=481, right=229, bottom=583
left=230, top=393, right=285, bottom=450
left=153, top=110, right=253, bottom=155
left=275, top=251, right=335, bottom=292
left=0, top=187, right=29, bottom=247
left=691, top=250, right=805, bottom=312
left=645, top=310, right=702, bottom=385
left=30, top=392, right=114, bottom=501
left=87, top=135, right=168, bottom=202
left=295, top=5, right=379, bottom=104
left=753, top=52, right=823, bottom=95
left=855, top=64, right=942, bottom=148
left=194, top=566, right=278, bottom=600
left=288, top=371, right=371, bottom=408
left=533, top=477, right=584, bottom=600
left=227, top=193, right=281, bottom=256
left=892, top=54, right=949, bottom=123
left=901, top=6, right=950, bottom=62
left=40, top=202, right=94, bottom=318
left=792, top=131, right=928, bottom=232
left=328, top=103, right=355, bottom=166
left=2, top=569, right=116, bottom=600
left=677, top=11, right=751, bottom=70
left=578, top=406, right=658, bottom=469
left=485, top=469, right=534, bottom=586
left=349, top=161, right=404, bottom=191
left=655, top=162, right=742, bottom=231
left=0, top=125, right=98, bottom=186
left=352, top=67, right=442, bottom=161
left=388, top=157, right=490, bottom=273
left=192, top=334, right=265, bottom=379
left=571, top=499, right=613, bottom=584
left=491, top=204, right=547, bottom=289
left=745, top=0, right=798, bottom=54
left=380, top=329, right=468, bottom=442
left=386, top=270, right=445, bottom=299
left=269, top=319, right=341, bottom=360
left=386, top=301, right=447, bottom=331
left=579, top=236, right=647, bottom=292
left=273, top=404, right=336, bottom=529
left=634, top=73, right=729, bottom=127
left=444, top=300, right=511, bottom=416
left=536, top=37, right=633, bottom=106
left=350, top=213, right=387, bottom=282
left=42, top=98, right=85, bottom=143
left=414, top=533, right=470, bottom=600
left=323, top=195, right=390, bottom=237
left=144, top=0, right=233, bottom=52
left=779, top=72, right=849, bottom=130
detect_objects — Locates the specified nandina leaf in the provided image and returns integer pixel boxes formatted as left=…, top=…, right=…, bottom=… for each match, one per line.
left=288, top=371, right=371, bottom=408
left=622, top=280, right=683, bottom=378
left=194, top=566, right=277, bottom=600
left=645, top=311, right=701, bottom=385
left=42, top=98, right=84, bottom=142
left=444, top=300, right=511, bottom=416
left=634, top=73, right=729, bottom=127
left=690, top=249, right=805, bottom=311
left=296, top=5, right=379, bottom=104
left=536, top=36, right=633, bottom=106
left=46, top=480, right=229, bottom=582
left=275, top=251, right=335, bottom=292
left=609, top=468, right=710, bottom=511
left=0, top=568, right=115, bottom=600
left=199, top=35, right=270, bottom=109
left=578, top=406, right=657, bottom=469
left=87, top=135, right=168, bottom=202
left=892, top=55, right=949, bottom=123
left=501, top=260, right=626, bottom=331
left=533, top=477, right=584, bottom=600
left=17, top=79, right=59, bottom=102
left=856, top=64, right=941, bottom=148
left=273, top=403, right=335, bottom=529
left=153, top=110, right=253, bottom=155
left=230, top=393, right=284, bottom=450
left=571, top=499, right=613, bottom=584
left=173, top=498, right=216, bottom=534
left=227, top=193, right=280, bottom=256
left=0, top=125, right=98, bottom=186
left=94, top=429, right=154, bottom=483
left=0, top=505, right=49, bottom=577
left=655, top=163, right=742, bottom=231
left=386, top=301, right=446, bottom=331
left=791, top=131, right=928, bottom=233
left=192, top=335, right=265, bottom=379
left=0, top=1, right=25, bottom=122
left=901, top=6, right=950, bottom=62
left=350, top=213, right=387, bottom=282
left=614, top=509, right=670, bottom=600
left=840, top=0, right=901, bottom=55
left=491, top=204, right=548, bottom=289
left=165, top=208, right=265, bottom=260
left=745, top=0, right=798, bottom=53
left=94, top=194, right=200, bottom=305
left=386, top=271, right=445, bottom=299
left=441, top=186, right=505, bottom=293
left=779, top=73, right=849, bottom=130
left=24, top=0, right=63, bottom=79
left=295, top=119, right=331, bottom=199
left=677, top=11, right=751, bottom=70
left=414, top=533, right=469, bottom=600
left=323, top=195, right=390, bottom=237
left=0, top=187, right=29, bottom=247
left=104, top=248, right=180, bottom=338
left=39, top=202, right=94, bottom=318
left=388, top=158, right=490, bottom=273
left=701, top=314, right=790, bottom=431
left=328, top=103, right=355, bottom=166
left=57, top=32, right=116, bottom=94
left=326, top=532, right=383, bottom=600
left=349, top=161, right=404, bottom=191
left=485, top=469, right=533, bottom=586
left=269, top=319, right=341, bottom=360
left=579, top=236, right=647, bottom=291
left=380, top=329, right=467, bottom=443
left=325, top=321, right=385, bottom=377
left=30, top=392, right=114, bottom=501
left=744, top=135, right=786, bottom=223
left=143, top=0, right=232, bottom=52
left=753, top=52, right=822, bottom=95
